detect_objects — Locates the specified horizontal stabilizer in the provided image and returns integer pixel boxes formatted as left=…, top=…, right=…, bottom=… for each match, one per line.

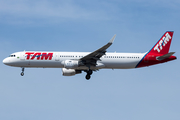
left=156, top=52, right=175, bottom=61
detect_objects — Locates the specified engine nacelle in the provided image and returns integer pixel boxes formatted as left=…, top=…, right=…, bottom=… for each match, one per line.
left=62, top=68, right=81, bottom=76
left=62, top=60, right=79, bottom=69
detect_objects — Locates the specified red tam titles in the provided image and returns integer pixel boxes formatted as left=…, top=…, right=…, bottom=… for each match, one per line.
left=25, top=52, right=53, bottom=60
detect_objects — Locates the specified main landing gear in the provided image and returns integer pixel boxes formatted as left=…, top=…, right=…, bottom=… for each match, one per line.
left=21, top=67, right=25, bottom=76
left=85, top=70, right=93, bottom=80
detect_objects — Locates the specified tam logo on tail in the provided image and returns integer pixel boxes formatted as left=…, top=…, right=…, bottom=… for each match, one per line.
left=148, top=31, right=174, bottom=55
left=154, top=32, right=171, bottom=53
left=136, top=31, right=176, bottom=68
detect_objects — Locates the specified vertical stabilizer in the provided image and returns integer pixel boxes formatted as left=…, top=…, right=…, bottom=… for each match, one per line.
left=136, top=31, right=176, bottom=68
left=148, top=31, right=174, bottom=55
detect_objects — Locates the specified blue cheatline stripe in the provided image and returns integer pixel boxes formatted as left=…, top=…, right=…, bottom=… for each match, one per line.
left=135, top=52, right=148, bottom=68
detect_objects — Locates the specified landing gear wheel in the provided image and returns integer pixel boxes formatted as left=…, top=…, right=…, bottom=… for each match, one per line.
left=21, top=67, right=25, bottom=76
left=86, top=74, right=91, bottom=80
left=21, top=72, right=24, bottom=76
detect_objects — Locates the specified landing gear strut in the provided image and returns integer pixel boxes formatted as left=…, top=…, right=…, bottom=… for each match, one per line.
left=21, top=67, right=25, bottom=76
left=85, top=70, right=93, bottom=80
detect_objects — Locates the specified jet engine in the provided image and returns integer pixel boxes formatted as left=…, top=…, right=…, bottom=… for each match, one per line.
left=62, top=60, right=79, bottom=69
left=62, top=68, right=81, bottom=76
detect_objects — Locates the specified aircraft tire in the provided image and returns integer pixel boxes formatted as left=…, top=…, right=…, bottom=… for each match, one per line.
left=21, top=72, right=24, bottom=76
left=86, top=74, right=91, bottom=80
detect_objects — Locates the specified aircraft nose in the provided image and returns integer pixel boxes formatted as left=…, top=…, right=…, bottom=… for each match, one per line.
left=3, top=58, right=10, bottom=65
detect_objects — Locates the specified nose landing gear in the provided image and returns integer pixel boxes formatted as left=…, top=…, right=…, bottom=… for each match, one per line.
left=21, top=67, right=25, bottom=76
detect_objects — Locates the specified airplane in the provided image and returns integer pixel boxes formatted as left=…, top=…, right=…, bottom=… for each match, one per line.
left=3, top=31, right=177, bottom=80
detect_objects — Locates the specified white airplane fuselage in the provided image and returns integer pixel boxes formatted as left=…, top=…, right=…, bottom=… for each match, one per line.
left=3, top=51, right=145, bottom=69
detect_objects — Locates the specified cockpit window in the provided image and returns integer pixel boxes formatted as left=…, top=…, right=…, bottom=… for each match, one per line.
left=9, top=55, right=16, bottom=57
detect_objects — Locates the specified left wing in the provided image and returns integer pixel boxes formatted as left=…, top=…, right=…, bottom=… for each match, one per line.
left=79, top=35, right=116, bottom=67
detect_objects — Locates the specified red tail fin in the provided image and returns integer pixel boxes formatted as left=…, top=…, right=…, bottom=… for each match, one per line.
left=136, top=31, right=176, bottom=68
left=148, top=31, right=174, bottom=55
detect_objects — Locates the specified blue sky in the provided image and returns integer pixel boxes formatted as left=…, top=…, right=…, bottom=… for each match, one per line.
left=0, top=0, right=180, bottom=120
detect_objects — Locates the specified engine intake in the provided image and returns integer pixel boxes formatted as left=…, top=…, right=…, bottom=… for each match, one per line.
left=62, top=60, right=79, bottom=69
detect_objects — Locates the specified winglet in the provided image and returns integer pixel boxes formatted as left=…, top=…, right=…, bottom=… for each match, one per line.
left=109, top=34, right=116, bottom=44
